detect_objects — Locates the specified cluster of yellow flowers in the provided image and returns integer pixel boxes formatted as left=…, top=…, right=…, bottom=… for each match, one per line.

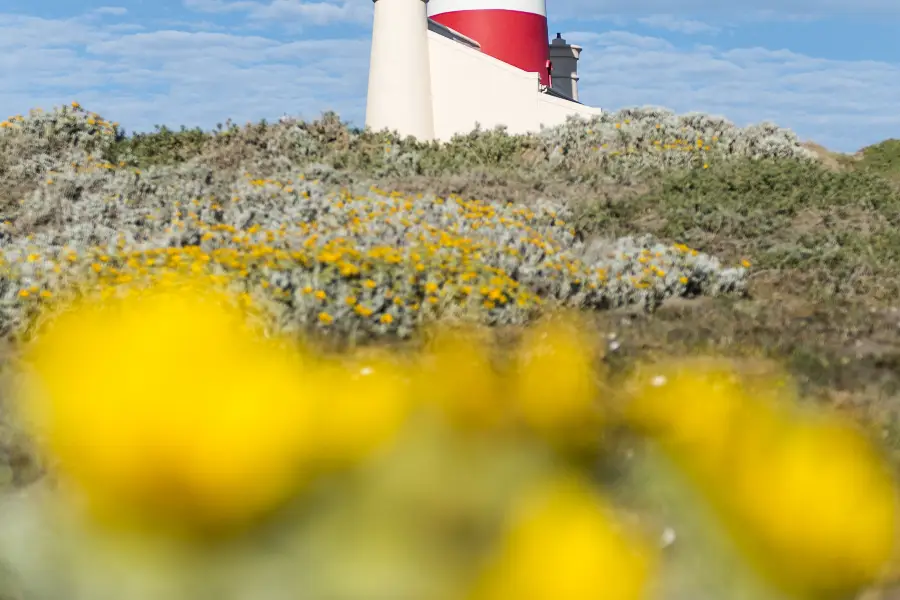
left=11, top=275, right=655, bottom=599
left=9, top=277, right=899, bottom=600
left=5, top=174, right=729, bottom=342
left=584, top=120, right=720, bottom=169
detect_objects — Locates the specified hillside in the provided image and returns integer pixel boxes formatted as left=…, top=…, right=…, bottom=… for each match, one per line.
left=2, top=103, right=900, bottom=599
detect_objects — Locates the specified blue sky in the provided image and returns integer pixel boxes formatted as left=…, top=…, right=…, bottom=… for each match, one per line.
left=2, top=1, right=898, bottom=153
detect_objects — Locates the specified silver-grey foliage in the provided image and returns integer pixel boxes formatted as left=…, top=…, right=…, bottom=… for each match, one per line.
left=0, top=103, right=785, bottom=341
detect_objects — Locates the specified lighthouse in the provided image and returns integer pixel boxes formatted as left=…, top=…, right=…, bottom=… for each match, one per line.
left=364, top=0, right=600, bottom=141
left=428, top=0, right=551, bottom=86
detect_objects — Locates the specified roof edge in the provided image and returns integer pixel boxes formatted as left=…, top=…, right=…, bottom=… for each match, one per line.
left=541, top=85, right=582, bottom=104
left=427, top=18, right=482, bottom=50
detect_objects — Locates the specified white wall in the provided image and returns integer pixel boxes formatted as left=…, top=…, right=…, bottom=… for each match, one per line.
left=536, top=91, right=602, bottom=129
left=428, top=31, right=536, bottom=140
left=426, top=30, right=601, bottom=142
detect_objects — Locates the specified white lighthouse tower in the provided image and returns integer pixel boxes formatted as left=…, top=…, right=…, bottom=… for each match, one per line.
left=364, top=0, right=601, bottom=142
left=365, top=0, right=435, bottom=141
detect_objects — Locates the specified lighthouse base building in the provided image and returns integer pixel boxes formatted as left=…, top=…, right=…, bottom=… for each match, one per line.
left=365, top=0, right=602, bottom=142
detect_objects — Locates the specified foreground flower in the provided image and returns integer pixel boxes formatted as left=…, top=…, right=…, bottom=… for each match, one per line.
left=729, top=413, right=900, bottom=598
left=415, top=326, right=507, bottom=431
left=309, top=349, right=413, bottom=469
left=626, top=359, right=900, bottom=598
left=16, top=277, right=316, bottom=537
left=507, top=314, right=603, bottom=446
left=465, top=473, right=657, bottom=600
left=623, top=359, right=774, bottom=489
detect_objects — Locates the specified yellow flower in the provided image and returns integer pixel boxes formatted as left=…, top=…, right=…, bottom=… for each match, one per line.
left=627, top=359, right=900, bottom=597
left=414, top=326, right=505, bottom=431
left=17, top=277, right=316, bottom=536
left=729, top=414, right=900, bottom=597
left=507, top=315, right=603, bottom=444
left=624, top=358, right=779, bottom=488
left=466, top=474, right=656, bottom=600
left=309, top=351, right=412, bottom=468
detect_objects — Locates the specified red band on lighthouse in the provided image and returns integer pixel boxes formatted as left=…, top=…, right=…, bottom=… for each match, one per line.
left=428, top=0, right=551, bottom=86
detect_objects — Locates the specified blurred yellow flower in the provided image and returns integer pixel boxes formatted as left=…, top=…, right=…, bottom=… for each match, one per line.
left=414, top=326, right=506, bottom=431
left=624, top=359, right=771, bottom=484
left=626, top=358, right=900, bottom=597
left=729, top=414, right=900, bottom=598
left=17, top=276, right=316, bottom=536
left=507, top=315, right=602, bottom=444
left=310, top=350, right=413, bottom=469
left=466, top=474, right=657, bottom=600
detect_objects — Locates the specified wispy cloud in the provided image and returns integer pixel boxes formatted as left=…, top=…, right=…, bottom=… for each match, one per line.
left=552, top=0, right=900, bottom=21
left=0, top=12, right=370, bottom=131
left=181, top=0, right=258, bottom=14
left=637, top=15, right=720, bottom=35
left=92, top=6, right=129, bottom=16
left=183, top=0, right=369, bottom=26
left=572, top=31, right=900, bottom=151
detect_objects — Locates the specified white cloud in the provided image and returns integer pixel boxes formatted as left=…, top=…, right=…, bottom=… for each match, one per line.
left=571, top=31, right=900, bottom=151
left=0, top=15, right=102, bottom=49
left=183, top=0, right=369, bottom=26
left=637, top=15, right=720, bottom=34
left=105, top=23, right=147, bottom=32
left=551, top=0, right=900, bottom=20
left=580, top=30, right=675, bottom=51
left=93, top=6, right=129, bottom=16
left=247, top=0, right=369, bottom=25
left=0, top=14, right=370, bottom=133
left=181, top=0, right=258, bottom=13
left=85, top=30, right=278, bottom=61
